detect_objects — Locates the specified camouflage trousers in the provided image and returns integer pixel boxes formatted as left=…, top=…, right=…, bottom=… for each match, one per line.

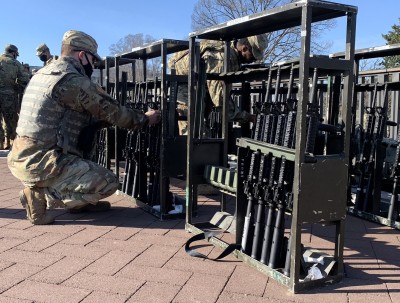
left=25, top=157, right=119, bottom=209
left=0, top=93, right=18, bottom=142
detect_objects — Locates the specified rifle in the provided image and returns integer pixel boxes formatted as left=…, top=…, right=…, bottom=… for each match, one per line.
left=260, top=67, right=275, bottom=143
left=305, top=68, right=320, bottom=154
left=122, top=130, right=135, bottom=195
left=251, top=152, right=272, bottom=260
left=363, top=83, right=389, bottom=212
left=241, top=150, right=261, bottom=254
left=131, top=82, right=149, bottom=202
left=147, top=118, right=161, bottom=204
left=354, top=83, right=378, bottom=210
left=388, top=123, right=400, bottom=222
left=252, top=71, right=271, bottom=141
left=268, top=156, right=287, bottom=269
left=283, top=64, right=297, bottom=149
left=283, top=234, right=292, bottom=276
left=260, top=156, right=278, bottom=265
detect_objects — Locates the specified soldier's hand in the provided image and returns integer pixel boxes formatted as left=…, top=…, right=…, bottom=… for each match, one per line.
left=146, top=110, right=161, bottom=126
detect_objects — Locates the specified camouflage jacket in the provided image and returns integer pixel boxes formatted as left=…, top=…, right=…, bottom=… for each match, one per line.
left=168, top=40, right=250, bottom=123
left=8, top=56, right=149, bottom=183
left=0, top=53, right=30, bottom=95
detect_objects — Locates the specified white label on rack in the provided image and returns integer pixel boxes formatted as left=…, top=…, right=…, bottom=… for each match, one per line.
left=227, top=16, right=249, bottom=26
left=301, top=30, right=307, bottom=37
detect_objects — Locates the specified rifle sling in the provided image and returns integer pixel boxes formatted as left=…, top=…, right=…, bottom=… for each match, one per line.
left=184, top=231, right=240, bottom=260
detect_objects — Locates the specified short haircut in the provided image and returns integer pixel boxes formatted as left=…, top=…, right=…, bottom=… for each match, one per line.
left=61, top=44, right=75, bottom=56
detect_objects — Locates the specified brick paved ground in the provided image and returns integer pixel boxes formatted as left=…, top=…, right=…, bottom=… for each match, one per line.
left=0, top=154, right=400, bottom=303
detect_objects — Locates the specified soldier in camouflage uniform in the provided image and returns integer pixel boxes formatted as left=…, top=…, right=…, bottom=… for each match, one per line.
left=0, top=44, right=30, bottom=150
left=36, top=43, right=58, bottom=66
left=168, top=35, right=268, bottom=135
left=8, top=30, right=161, bottom=225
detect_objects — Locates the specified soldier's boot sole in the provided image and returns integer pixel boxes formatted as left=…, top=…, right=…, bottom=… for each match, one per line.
left=19, top=189, right=55, bottom=225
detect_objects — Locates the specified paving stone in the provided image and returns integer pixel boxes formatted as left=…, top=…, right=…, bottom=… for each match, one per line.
left=62, top=272, right=144, bottom=295
left=61, top=228, right=110, bottom=245
left=0, top=227, right=45, bottom=240
left=99, top=226, right=141, bottom=240
left=224, top=265, right=268, bottom=296
left=30, top=256, right=93, bottom=284
left=16, top=232, right=70, bottom=252
left=0, top=248, right=62, bottom=267
left=3, top=280, right=90, bottom=303
left=83, top=250, right=136, bottom=275
left=116, top=263, right=191, bottom=286
left=80, top=290, right=130, bottom=303
left=173, top=273, right=228, bottom=303
left=0, top=237, right=27, bottom=253
left=130, top=244, right=180, bottom=267
left=42, top=243, right=109, bottom=260
left=165, top=256, right=235, bottom=278
left=127, top=281, right=181, bottom=303
left=86, top=238, right=150, bottom=254
left=0, top=263, right=43, bottom=293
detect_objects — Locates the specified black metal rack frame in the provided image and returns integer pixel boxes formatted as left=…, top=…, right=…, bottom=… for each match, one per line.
left=185, top=0, right=357, bottom=293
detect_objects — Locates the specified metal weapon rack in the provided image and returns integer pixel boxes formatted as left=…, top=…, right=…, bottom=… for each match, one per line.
left=103, top=39, right=190, bottom=219
left=185, top=0, right=357, bottom=293
left=332, top=44, right=400, bottom=229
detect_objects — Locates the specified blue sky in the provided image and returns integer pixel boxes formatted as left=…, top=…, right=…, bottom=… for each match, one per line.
left=0, top=0, right=398, bottom=66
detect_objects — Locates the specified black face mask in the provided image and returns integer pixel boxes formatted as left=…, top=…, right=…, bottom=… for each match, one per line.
left=80, top=53, right=93, bottom=78
left=39, top=54, right=47, bottom=62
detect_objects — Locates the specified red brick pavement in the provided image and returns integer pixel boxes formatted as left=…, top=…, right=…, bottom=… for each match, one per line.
left=0, top=155, right=400, bottom=303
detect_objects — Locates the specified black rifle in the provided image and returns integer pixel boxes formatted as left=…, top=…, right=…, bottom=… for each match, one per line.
left=131, top=82, right=149, bottom=202
left=251, top=152, right=272, bottom=259
left=260, top=156, right=278, bottom=265
left=252, top=71, right=271, bottom=141
left=272, top=66, right=285, bottom=146
left=260, top=67, right=276, bottom=143
left=241, top=150, right=261, bottom=254
left=283, top=64, right=297, bottom=149
left=283, top=234, right=292, bottom=276
left=363, top=83, right=389, bottom=213
left=305, top=68, right=320, bottom=154
left=268, top=156, right=287, bottom=269
left=388, top=122, right=400, bottom=221
left=122, top=129, right=135, bottom=195
left=354, top=83, right=378, bottom=210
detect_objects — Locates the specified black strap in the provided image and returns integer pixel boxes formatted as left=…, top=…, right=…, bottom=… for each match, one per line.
left=185, top=231, right=240, bottom=260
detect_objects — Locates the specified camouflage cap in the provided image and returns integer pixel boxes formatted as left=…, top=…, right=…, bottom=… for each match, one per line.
left=5, top=44, right=19, bottom=55
left=62, top=30, right=101, bottom=61
left=246, top=35, right=268, bottom=61
left=36, top=43, right=49, bottom=56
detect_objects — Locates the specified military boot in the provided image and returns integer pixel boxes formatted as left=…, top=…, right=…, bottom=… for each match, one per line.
left=19, top=187, right=55, bottom=225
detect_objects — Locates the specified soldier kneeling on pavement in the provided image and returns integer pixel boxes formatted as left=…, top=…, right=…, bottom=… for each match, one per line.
left=7, top=30, right=161, bottom=225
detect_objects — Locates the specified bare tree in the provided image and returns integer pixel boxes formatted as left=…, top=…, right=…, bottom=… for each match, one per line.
left=191, top=0, right=335, bottom=63
left=359, top=58, right=384, bottom=72
left=109, top=33, right=161, bottom=81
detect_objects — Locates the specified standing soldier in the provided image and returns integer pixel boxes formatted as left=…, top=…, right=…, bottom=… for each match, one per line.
left=168, top=35, right=268, bottom=135
left=0, top=44, right=30, bottom=150
left=36, top=43, right=58, bottom=66
left=8, top=30, right=161, bottom=225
